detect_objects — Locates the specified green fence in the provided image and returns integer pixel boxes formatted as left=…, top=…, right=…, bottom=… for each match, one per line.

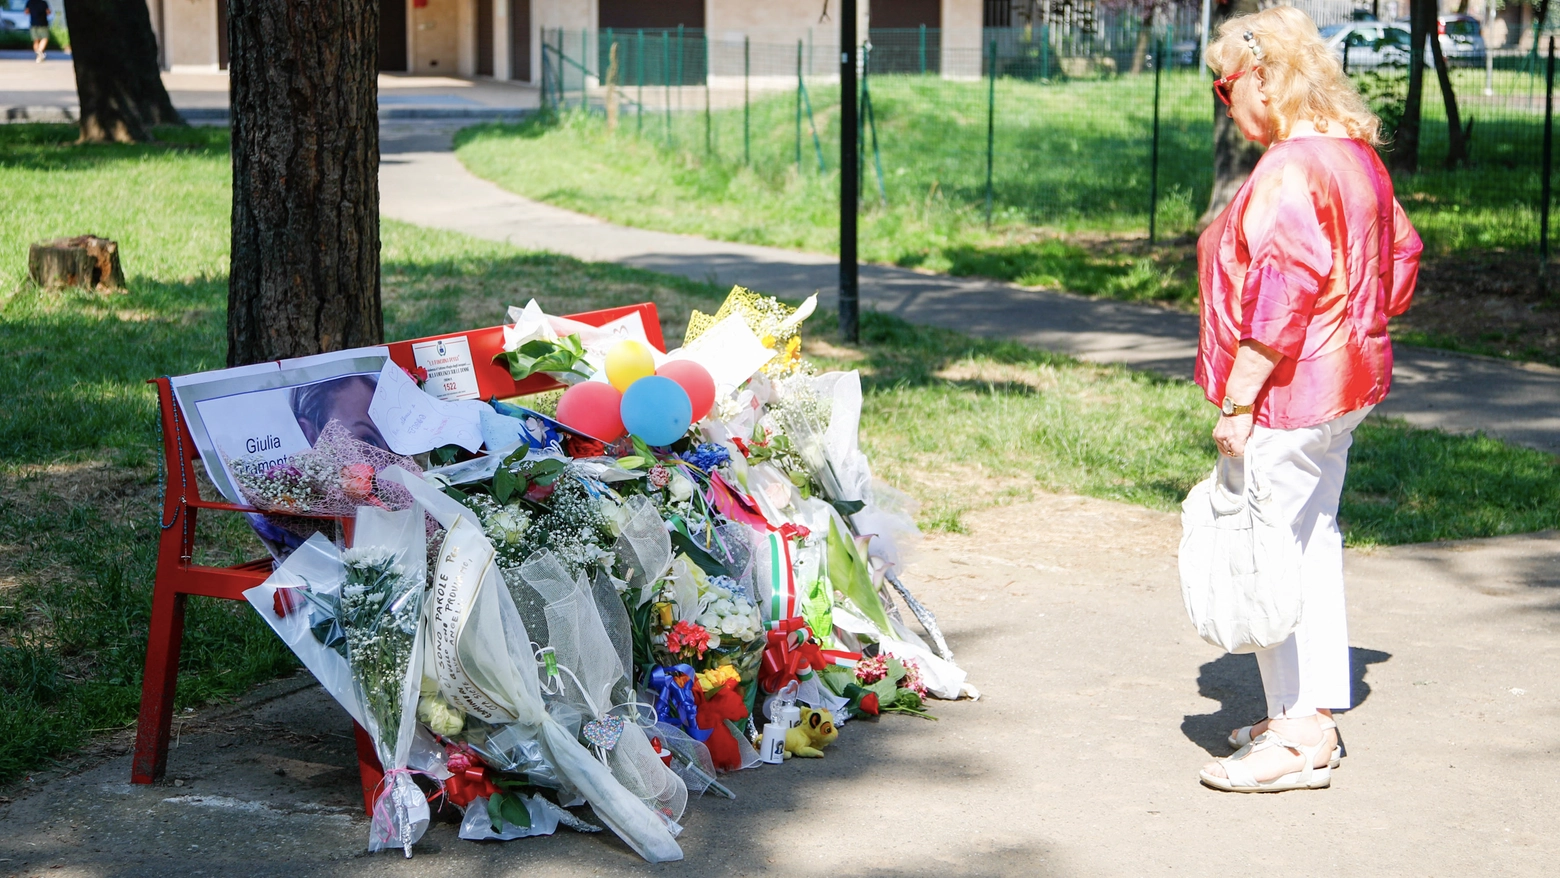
left=539, top=27, right=1559, bottom=272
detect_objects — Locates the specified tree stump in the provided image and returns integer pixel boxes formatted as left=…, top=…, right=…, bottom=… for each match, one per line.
left=28, top=236, right=126, bottom=292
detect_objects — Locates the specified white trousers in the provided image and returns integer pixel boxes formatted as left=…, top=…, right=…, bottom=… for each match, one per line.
left=1234, top=406, right=1372, bottom=719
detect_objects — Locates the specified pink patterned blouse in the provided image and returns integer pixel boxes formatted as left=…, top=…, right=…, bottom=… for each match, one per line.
left=1195, top=136, right=1422, bottom=430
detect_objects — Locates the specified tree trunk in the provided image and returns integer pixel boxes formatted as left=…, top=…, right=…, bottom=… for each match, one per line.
left=28, top=235, right=126, bottom=291
left=1197, top=0, right=1264, bottom=229
left=1129, top=6, right=1155, bottom=74
left=226, top=0, right=383, bottom=367
left=1391, top=0, right=1431, bottom=174
left=1429, top=23, right=1469, bottom=169
left=63, top=0, right=184, bottom=143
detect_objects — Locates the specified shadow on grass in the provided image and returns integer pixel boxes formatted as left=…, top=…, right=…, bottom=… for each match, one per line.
left=0, top=124, right=228, bottom=172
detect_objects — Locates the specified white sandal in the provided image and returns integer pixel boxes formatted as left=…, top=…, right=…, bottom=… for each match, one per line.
left=1229, top=718, right=1343, bottom=769
left=1200, top=731, right=1333, bottom=793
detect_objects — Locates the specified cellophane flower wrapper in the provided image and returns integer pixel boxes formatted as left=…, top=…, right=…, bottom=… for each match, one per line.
left=378, top=467, right=685, bottom=863
left=343, top=505, right=433, bottom=857
left=229, top=420, right=423, bottom=561
left=509, top=549, right=690, bottom=827
left=232, top=420, right=420, bottom=517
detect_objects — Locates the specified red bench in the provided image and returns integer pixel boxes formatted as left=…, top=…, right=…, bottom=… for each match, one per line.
left=135, top=303, right=664, bottom=813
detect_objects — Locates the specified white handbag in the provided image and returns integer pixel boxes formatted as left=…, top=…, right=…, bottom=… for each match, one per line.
left=1178, top=450, right=1303, bottom=654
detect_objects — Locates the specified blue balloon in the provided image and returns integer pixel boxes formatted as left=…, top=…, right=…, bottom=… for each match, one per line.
left=620, top=375, right=693, bottom=447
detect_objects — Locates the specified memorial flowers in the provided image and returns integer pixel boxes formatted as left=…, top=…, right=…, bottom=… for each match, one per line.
left=340, top=545, right=423, bottom=757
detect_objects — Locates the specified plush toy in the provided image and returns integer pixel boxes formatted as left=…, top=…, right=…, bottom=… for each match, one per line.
left=782, top=707, right=839, bottom=759
left=694, top=677, right=752, bottom=771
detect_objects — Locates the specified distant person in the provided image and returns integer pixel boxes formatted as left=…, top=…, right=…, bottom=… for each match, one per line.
left=290, top=375, right=389, bottom=450
left=25, top=0, right=50, bottom=63
left=1192, top=7, right=1421, bottom=793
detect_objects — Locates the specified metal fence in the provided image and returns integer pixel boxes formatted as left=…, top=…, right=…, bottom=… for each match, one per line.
left=539, top=26, right=1560, bottom=272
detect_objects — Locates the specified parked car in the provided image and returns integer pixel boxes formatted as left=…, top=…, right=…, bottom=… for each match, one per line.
left=1320, top=22, right=1414, bottom=70
left=1393, top=14, right=1487, bottom=67
left=0, top=0, right=35, bottom=32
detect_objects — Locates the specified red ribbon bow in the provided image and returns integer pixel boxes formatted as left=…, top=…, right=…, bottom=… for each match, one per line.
left=443, top=765, right=500, bottom=808
left=759, top=617, right=827, bottom=695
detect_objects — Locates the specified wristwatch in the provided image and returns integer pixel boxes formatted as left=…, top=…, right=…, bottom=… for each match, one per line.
left=1220, top=396, right=1255, bottom=417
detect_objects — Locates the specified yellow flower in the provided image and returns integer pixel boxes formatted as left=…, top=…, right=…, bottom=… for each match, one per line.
left=697, top=664, right=741, bottom=693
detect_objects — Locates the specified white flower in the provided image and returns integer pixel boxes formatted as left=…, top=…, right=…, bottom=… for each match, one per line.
left=706, top=632, right=721, bottom=650
left=697, top=613, right=721, bottom=629
left=719, top=615, right=743, bottom=635
left=668, top=471, right=694, bottom=502
left=417, top=693, right=465, bottom=737
left=712, top=598, right=735, bottom=616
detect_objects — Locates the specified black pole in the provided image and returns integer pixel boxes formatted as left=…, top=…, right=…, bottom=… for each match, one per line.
left=1543, top=36, right=1555, bottom=275
left=840, top=0, right=859, bottom=342
left=1149, top=37, right=1163, bottom=245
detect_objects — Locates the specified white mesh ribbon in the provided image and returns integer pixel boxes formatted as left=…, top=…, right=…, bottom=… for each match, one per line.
left=379, top=468, right=684, bottom=863
left=613, top=495, right=673, bottom=606
left=517, top=551, right=690, bottom=827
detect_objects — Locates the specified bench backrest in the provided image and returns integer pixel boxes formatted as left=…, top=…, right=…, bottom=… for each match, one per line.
left=383, top=302, right=665, bottom=401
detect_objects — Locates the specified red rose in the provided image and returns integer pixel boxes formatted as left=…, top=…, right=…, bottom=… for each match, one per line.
left=272, top=588, right=303, bottom=619
left=858, top=692, right=880, bottom=716
left=523, top=481, right=556, bottom=502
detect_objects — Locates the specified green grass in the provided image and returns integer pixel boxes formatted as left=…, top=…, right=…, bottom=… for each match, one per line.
left=457, top=67, right=1555, bottom=309
left=4, top=122, right=1560, bottom=783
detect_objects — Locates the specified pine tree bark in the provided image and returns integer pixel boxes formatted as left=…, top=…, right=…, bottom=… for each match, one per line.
left=1197, top=0, right=1264, bottom=229
left=63, top=0, right=184, bottom=143
left=226, top=0, right=383, bottom=367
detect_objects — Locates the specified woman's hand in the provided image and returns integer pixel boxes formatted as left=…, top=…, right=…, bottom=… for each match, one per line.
left=1215, top=339, right=1283, bottom=456
left=1213, top=413, right=1256, bottom=457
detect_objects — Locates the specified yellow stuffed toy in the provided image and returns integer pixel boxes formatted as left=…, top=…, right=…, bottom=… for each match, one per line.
left=782, top=707, right=839, bottom=759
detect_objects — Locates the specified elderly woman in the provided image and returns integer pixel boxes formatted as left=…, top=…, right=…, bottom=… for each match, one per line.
left=1194, top=7, right=1421, bottom=792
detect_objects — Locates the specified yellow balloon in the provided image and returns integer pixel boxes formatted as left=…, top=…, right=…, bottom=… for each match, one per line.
left=605, top=339, right=656, bottom=391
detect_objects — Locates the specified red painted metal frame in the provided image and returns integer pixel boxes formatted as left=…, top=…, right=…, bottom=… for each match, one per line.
left=133, top=303, right=662, bottom=815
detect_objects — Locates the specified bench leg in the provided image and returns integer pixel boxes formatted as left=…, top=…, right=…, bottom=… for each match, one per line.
left=131, top=585, right=187, bottom=784
left=353, top=720, right=385, bottom=816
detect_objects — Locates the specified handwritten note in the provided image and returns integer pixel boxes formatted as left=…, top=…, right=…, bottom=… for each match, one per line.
left=368, top=363, right=485, bottom=455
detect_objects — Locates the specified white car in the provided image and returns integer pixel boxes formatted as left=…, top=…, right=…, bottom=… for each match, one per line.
left=0, top=1, right=33, bottom=32
left=1320, top=22, right=1414, bottom=71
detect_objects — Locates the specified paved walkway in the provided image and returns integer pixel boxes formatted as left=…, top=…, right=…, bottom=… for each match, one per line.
left=4, top=495, right=1556, bottom=875
left=378, top=125, right=1560, bottom=454
left=0, top=56, right=538, bottom=122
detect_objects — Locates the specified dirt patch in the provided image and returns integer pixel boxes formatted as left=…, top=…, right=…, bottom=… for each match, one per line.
left=1391, top=250, right=1560, bottom=365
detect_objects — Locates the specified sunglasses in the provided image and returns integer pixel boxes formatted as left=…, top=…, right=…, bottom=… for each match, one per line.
left=1213, top=67, right=1248, bottom=106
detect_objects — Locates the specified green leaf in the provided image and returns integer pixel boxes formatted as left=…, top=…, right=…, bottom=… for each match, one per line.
left=829, top=498, right=867, bottom=517
left=500, top=794, right=532, bottom=829
left=493, top=467, right=516, bottom=504
left=827, top=517, right=893, bottom=633
left=493, top=335, right=593, bottom=383
left=487, top=792, right=505, bottom=833
left=632, top=436, right=656, bottom=459
left=670, top=526, right=728, bottom=577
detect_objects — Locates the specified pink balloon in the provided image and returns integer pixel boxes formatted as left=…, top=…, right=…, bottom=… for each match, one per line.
left=555, top=381, right=625, bottom=442
left=656, top=360, right=717, bottom=422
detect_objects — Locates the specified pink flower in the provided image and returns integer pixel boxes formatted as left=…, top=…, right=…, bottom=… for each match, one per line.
left=446, top=747, right=473, bottom=774
left=648, top=464, right=671, bottom=489
left=341, top=463, right=376, bottom=500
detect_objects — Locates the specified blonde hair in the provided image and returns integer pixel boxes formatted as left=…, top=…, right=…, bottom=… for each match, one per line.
left=1206, top=6, right=1383, bottom=146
